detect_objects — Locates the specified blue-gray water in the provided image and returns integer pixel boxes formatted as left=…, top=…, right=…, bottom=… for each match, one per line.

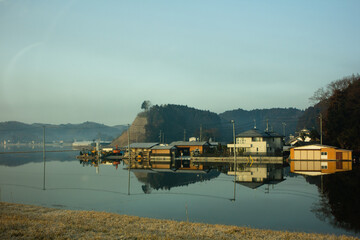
left=0, top=147, right=359, bottom=237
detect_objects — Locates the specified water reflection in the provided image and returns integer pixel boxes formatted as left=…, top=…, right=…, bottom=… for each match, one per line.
left=0, top=146, right=76, bottom=166
left=80, top=157, right=286, bottom=193
left=308, top=167, right=360, bottom=234
left=233, top=163, right=284, bottom=189
left=133, top=170, right=221, bottom=193
left=2, top=148, right=360, bottom=236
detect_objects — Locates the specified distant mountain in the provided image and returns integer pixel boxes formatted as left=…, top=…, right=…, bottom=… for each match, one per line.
left=219, top=108, right=304, bottom=140
left=112, top=105, right=304, bottom=146
left=2, top=107, right=304, bottom=146
left=0, top=121, right=126, bottom=143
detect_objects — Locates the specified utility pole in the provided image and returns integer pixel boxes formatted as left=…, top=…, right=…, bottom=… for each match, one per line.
left=253, top=119, right=256, bottom=129
left=266, top=119, right=269, bottom=132
left=183, top=129, right=186, bottom=141
left=127, top=124, right=131, bottom=195
left=159, top=130, right=162, bottom=144
left=200, top=124, right=202, bottom=142
left=43, top=126, right=46, bottom=190
left=320, top=113, right=323, bottom=145
left=231, top=120, right=236, bottom=201
left=282, top=122, right=286, bottom=137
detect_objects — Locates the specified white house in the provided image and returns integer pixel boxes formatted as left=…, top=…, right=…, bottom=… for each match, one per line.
left=286, top=128, right=314, bottom=146
left=227, top=128, right=283, bottom=155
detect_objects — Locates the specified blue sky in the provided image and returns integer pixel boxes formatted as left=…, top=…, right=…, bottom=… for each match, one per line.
left=1, top=0, right=359, bottom=125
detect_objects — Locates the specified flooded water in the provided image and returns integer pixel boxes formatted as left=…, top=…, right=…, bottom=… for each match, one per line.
left=0, top=146, right=359, bottom=237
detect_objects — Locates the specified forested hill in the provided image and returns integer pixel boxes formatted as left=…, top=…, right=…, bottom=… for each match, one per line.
left=219, top=108, right=304, bottom=140
left=0, top=121, right=127, bottom=143
left=298, top=74, right=360, bottom=153
left=112, top=104, right=304, bottom=145
left=144, top=104, right=222, bottom=143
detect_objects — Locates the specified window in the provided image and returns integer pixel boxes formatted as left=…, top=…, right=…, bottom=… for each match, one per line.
left=321, top=162, right=328, bottom=169
left=256, top=147, right=258, bottom=152
left=321, top=152, right=328, bottom=160
left=237, top=138, right=246, bottom=144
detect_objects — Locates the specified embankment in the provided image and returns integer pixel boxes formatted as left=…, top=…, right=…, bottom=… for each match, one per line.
left=0, top=202, right=357, bottom=240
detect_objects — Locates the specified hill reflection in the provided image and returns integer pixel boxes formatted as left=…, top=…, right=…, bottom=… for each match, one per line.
left=132, top=170, right=221, bottom=193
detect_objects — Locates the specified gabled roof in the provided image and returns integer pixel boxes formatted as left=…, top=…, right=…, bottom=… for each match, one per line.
left=129, top=142, right=159, bottom=149
left=170, top=141, right=210, bottom=146
left=236, top=129, right=283, bottom=138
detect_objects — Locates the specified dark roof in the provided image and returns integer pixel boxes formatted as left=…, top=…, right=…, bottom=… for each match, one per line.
left=170, top=141, right=210, bottom=146
left=236, top=129, right=283, bottom=138
left=129, top=142, right=159, bottom=149
left=208, top=142, right=220, bottom=146
left=151, top=145, right=176, bottom=150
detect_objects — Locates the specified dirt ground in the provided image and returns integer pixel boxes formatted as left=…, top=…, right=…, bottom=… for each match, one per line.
left=0, top=202, right=358, bottom=240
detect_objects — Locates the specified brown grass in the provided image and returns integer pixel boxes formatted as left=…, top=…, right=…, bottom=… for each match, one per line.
left=0, top=202, right=358, bottom=240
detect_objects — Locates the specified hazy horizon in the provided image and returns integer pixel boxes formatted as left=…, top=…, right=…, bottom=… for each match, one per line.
left=1, top=1, right=359, bottom=125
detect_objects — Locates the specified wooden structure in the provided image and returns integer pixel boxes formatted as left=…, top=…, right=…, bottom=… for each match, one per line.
left=128, top=142, right=159, bottom=163
left=290, top=144, right=352, bottom=175
left=150, top=145, right=176, bottom=169
left=170, top=141, right=211, bottom=156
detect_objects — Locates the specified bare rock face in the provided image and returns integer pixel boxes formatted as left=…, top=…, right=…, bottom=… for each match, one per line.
left=111, top=113, right=148, bottom=147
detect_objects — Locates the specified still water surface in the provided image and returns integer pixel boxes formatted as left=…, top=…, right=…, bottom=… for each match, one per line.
left=0, top=147, right=359, bottom=237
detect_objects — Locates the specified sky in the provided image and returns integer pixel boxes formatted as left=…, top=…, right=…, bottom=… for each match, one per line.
left=1, top=0, right=359, bottom=126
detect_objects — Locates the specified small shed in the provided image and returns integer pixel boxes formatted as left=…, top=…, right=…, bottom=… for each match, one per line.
left=170, top=141, right=211, bottom=156
left=149, top=145, right=176, bottom=169
left=290, top=144, right=352, bottom=175
left=151, top=145, right=176, bottom=156
left=128, top=142, right=159, bottom=162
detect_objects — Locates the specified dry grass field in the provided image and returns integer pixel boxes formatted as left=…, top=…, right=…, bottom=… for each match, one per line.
left=1, top=202, right=358, bottom=240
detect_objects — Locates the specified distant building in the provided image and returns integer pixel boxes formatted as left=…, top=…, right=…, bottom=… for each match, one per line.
left=289, top=144, right=352, bottom=175
left=227, top=128, right=283, bottom=155
left=72, top=141, right=93, bottom=147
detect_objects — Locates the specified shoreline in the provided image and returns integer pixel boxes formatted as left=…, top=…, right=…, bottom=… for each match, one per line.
left=1, top=202, right=358, bottom=239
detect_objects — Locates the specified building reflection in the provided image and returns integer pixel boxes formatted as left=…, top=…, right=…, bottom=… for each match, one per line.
left=236, top=163, right=284, bottom=189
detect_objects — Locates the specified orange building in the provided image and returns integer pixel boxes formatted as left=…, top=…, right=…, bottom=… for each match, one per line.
left=290, top=144, right=352, bottom=175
